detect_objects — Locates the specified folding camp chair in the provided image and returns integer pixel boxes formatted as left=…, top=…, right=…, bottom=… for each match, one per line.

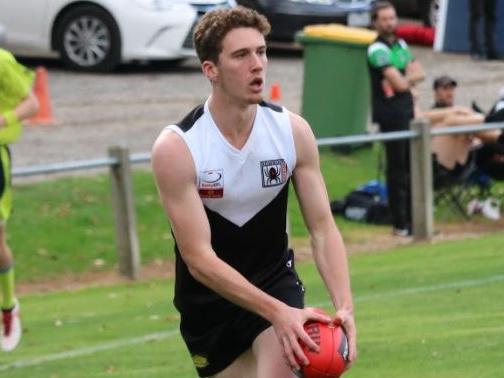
left=433, top=152, right=493, bottom=219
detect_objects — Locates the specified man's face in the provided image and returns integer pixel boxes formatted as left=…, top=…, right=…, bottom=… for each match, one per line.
left=434, top=85, right=455, bottom=107
left=208, top=27, right=267, bottom=105
left=373, top=7, right=398, bottom=38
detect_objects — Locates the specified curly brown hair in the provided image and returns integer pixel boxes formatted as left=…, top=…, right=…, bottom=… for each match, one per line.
left=193, top=6, right=271, bottom=64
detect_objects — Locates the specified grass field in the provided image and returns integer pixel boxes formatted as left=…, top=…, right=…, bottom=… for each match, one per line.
left=1, top=232, right=503, bottom=377
left=5, top=146, right=504, bottom=377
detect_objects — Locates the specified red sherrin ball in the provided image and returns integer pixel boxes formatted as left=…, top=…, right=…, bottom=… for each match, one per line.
left=300, top=321, right=349, bottom=378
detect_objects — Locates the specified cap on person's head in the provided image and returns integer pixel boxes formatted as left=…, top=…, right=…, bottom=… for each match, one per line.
left=433, top=76, right=458, bottom=90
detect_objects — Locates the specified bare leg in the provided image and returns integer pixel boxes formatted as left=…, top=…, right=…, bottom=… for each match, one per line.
left=0, top=224, right=16, bottom=311
left=0, top=225, right=13, bottom=268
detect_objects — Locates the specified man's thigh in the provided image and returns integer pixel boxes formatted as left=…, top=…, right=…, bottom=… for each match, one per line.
left=252, top=326, right=299, bottom=378
left=213, top=327, right=297, bottom=378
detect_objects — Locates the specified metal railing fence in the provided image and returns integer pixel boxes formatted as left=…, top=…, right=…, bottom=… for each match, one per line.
left=11, top=121, right=504, bottom=279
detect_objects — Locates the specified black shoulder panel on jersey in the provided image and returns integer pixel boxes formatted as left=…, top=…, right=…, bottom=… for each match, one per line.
left=176, top=104, right=205, bottom=132
left=259, top=100, right=283, bottom=113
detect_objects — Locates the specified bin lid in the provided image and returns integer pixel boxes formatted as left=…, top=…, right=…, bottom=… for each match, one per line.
left=298, top=24, right=377, bottom=46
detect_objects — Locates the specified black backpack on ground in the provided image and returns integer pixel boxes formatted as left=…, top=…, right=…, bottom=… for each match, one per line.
left=330, top=180, right=392, bottom=225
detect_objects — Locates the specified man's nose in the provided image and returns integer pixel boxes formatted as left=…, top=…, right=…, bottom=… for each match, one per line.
left=251, top=53, right=265, bottom=71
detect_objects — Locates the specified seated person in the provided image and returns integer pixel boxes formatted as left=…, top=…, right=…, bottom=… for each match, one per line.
left=398, top=78, right=504, bottom=187
left=415, top=99, right=504, bottom=186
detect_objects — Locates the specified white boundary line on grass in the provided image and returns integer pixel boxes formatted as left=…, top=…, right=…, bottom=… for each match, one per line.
left=0, top=330, right=179, bottom=372
left=311, top=274, right=504, bottom=308
left=1, top=274, right=503, bottom=372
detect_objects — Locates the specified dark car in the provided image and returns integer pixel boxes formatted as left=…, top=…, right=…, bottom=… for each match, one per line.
left=391, top=0, right=439, bottom=27
left=236, top=0, right=373, bottom=42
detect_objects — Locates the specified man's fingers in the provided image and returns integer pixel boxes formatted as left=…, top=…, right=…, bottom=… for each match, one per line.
left=348, top=335, right=358, bottom=363
left=298, top=327, right=319, bottom=353
left=289, top=333, right=309, bottom=367
left=282, top=336, right=300, bottom=371
left=335, top=312, right=358, bottom=364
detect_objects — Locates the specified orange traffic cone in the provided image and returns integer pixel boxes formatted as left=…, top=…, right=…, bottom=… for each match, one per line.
left=269, top=82, right=282, bottom=102
left=26, top=66, right=55, bottom=126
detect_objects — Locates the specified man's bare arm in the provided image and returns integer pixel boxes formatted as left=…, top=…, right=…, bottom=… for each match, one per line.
left=383, top=65, right=410, bottom=92
left=405, top=60, right=425, bottom=85
left=290, top=112, right=357, bottom=365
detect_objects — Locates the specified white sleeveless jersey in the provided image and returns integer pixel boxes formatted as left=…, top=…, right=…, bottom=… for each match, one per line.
left=166, top=100, right=297, bottom=293
left=167, top=100, right=296, bottom=227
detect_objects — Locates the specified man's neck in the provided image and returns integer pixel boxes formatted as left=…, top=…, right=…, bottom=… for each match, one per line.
left=208, top=94, right=257, bottom=150
left=379, top=33, right=397, bottom=45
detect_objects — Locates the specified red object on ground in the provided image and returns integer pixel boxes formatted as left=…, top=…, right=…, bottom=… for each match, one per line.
left=26, top=66, right=55, bottom=126
left=270, top=82, right=282, bottom=102
left=396, top=24, right=435, bottom=46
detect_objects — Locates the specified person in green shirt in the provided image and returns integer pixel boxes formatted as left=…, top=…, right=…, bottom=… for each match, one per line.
left=367, top=1, right=425, bottom=237
left=0, top=47, right=39, bottom=352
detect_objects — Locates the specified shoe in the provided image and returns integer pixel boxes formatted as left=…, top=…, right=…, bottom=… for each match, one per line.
left=1, top=300, right=21, bottom=352
left=481, top=198, right=501, bottom=221
left=393, top=227, right=411, bottom=237
left=466, top=198, right=483, bottom=216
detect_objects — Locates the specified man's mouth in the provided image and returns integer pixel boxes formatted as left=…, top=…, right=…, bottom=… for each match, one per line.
left=250, top=78, right=263, bottom=91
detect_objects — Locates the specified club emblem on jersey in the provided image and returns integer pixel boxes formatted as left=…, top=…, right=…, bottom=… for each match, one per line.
left=260, top=159, right=287, bottom=188
left=199, top=169, right=224, bottom=198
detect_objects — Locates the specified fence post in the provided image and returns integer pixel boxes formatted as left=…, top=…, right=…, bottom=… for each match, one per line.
left=108, top=146, right=141, bottom=279
left=410, top=119, right=434, bottom=240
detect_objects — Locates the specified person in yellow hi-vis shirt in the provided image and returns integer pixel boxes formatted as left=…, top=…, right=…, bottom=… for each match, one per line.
left=0, top=48, right=39, bottom=352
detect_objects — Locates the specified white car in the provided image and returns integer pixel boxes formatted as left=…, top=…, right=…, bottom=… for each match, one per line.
left=0, top=0, right=235, bottom=71
left=0, top=23, right=5, bottom=45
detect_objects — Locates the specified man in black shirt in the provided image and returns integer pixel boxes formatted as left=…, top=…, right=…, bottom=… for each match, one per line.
left=367, top=1, right=425, bottom=236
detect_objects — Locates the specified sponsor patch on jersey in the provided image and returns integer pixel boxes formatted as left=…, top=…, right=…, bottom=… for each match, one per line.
left=260, top=159, right=287, bottom=188
left=199, top=169, right=224, bottom=198
left=192, top=354, right=209, bottom=369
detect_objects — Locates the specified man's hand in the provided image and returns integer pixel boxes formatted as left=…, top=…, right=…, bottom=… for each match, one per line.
left=271, top=305, right=332, bottom=371
left=453, top=106, right=474, bottom=116
left=406, top=60, right=426, bottom=84
left=334, top=308, right=357, bottom=369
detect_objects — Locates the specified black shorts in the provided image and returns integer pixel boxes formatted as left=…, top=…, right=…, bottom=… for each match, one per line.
left=432, top=153, right=474, bottom=189
left=179, top=249, right=305, bottom=377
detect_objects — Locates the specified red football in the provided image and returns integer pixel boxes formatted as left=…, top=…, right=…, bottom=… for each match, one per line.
left=300, top=321, right=349, bottom=378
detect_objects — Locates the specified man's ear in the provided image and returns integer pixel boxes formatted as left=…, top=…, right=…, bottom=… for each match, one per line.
left=202, top=60, right=218, bottom=82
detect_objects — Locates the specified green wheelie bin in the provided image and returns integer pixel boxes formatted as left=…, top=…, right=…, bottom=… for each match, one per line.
left=296, top=24, right=377, bottom=139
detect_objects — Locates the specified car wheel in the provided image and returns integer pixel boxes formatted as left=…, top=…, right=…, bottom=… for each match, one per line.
left=55, top=5, right=121, bottom=71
